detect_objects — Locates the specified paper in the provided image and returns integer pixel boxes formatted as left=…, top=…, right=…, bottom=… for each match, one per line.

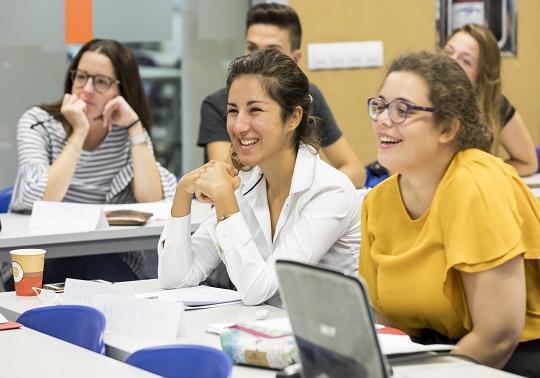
left=378, top=333, right=455, bottom=355
left=135, top=285, right=242, bottom=307
left=63, top=278, right=134, bottom=306
left=182, top=302, right=244, bottom=311
left=93, top=294, right=186, bottom=340
left=206, top=322, right=234, bottom=335
left=0, top=311, right=22, bottom=331
left=30, top=201, right=108, bottom=231
left=0, top=321, right=22, bottom=331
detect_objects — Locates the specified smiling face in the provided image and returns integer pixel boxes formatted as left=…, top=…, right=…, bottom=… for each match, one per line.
left=226, top=75, right=297, bottom=169
left=443, top=31, right=480, bottom=86
left=72, top=51, right=120, bottom=121
left=373, top=71, right=449, bottom=175
left=245, top=24, right=301, bottom=63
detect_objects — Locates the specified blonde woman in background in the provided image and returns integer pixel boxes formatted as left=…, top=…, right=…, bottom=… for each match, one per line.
left=443, top=23, right=538, bottom=176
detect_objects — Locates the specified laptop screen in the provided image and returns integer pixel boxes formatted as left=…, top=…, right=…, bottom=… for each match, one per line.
left=275, top=260, right=392, bottom=378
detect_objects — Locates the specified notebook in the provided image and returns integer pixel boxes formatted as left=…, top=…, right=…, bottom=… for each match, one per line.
left=275, top=260, right=393, bottom=378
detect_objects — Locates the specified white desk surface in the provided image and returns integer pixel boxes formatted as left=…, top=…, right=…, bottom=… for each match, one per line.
left=0, top=279, right=521, bottom=378
left=0, top=326, right=160, bottom=378
left=522, top=173, right=540, bottom=199
left=520, top=172, right=540, bottom=185
left=0, top=201, right=212, bottom=262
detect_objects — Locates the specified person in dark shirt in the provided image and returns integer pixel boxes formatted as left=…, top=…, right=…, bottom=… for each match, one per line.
left=197, top=3, right=366, bottom=188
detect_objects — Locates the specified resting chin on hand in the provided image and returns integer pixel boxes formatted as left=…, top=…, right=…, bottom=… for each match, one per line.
left=60, top=93, right=90, bottom=137
left=101, top=96, right=138, bottom=132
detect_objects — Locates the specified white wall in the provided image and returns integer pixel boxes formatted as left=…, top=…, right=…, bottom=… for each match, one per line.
left=0, top=0, right=248, bottom=188
left=180, top=0, right=248, bottom=172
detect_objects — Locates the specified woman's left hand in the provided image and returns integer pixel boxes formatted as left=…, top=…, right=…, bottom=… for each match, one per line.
left=195, top=161, right=240, bottom=203
left=101, top=96, right=139, bottom=131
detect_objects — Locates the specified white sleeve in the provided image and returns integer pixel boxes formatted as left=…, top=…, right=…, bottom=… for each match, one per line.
left=215, top=185, right=357, bottom=305
left=157, top=210, right=222, bottom=289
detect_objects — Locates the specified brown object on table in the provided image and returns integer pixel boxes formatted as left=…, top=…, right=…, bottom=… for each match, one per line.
left=105, top=210, right=153, bottom=226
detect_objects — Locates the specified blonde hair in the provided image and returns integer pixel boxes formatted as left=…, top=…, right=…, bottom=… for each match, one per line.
left=446, top=24, right=504, bottom=154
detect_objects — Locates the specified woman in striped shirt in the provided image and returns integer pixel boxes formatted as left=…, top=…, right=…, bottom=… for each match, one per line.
left=3, top=39, right=177, bottom=289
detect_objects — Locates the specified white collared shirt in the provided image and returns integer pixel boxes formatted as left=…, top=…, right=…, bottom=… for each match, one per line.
left=158, top=144, right=361, bottom=305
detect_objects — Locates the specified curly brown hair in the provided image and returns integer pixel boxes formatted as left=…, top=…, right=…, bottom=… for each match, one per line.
left=385, top=51, right=493, bottom=153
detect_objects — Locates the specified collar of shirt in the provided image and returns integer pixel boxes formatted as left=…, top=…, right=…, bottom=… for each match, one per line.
left=238, top=143, right=317, bottom=197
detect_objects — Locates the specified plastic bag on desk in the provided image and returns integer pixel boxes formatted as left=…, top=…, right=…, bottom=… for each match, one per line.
left=220, top=323, right=299, bottom=369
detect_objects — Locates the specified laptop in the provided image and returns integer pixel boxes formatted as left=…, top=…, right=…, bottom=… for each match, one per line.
left=275, top=260, right=393, bottom=378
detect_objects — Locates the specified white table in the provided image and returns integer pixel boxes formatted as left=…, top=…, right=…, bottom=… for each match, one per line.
left=0, top=279, right=521, bottom=378
left=0, top=326, right=160, bottom=377
left=0, top=281, right=283, bottom=378
left=0, top=201, right=212, bottom=263
left=521, top=173, right=540, bottom=199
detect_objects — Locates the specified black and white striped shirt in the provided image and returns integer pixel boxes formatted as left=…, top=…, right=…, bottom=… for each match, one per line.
left=9, top=106, right=178, bottom=279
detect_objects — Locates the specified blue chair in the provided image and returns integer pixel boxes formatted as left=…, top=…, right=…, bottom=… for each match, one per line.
left=0, top=185, right=13, bottom=213
left=125, top=344, right=233, bottom=378
left=535, top=146, right=540, bottom=174
left=16, top=305, right=106, bottom=354
left=365, top=161, right=390, bottom=188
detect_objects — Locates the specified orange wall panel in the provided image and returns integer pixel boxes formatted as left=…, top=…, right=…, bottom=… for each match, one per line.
left=65, top=0, right=93, bottom=44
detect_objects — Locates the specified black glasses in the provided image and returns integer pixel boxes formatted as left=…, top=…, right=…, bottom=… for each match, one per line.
left=70, top=69, right=120, bottom=94
left=367, top=97, right=437, bottom=124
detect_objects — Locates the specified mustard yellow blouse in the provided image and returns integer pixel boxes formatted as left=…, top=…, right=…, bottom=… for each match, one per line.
left=359, top=149, right=540, bottom=341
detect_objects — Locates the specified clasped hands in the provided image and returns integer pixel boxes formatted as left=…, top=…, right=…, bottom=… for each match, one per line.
left=178, top=160, right=241, bottom=204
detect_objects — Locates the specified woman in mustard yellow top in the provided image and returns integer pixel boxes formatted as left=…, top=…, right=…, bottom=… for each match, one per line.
left=360, top=51, right=540, bottom=377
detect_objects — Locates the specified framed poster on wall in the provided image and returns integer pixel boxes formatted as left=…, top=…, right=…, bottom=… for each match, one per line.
left=436, top=0, right=517, bottom=55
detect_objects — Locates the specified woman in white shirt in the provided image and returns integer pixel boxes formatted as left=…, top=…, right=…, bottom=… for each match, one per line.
left=158, top=49, right=361, bottom=305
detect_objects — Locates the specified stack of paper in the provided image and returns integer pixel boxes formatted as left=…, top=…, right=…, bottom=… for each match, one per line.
left=135, top=285, right=242, bottom=310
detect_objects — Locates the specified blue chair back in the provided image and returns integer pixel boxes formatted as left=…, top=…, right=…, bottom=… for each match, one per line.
left=17, top=305, right=106, bottom=354
left=126, top=344, right=233, bottom=378
left=0, top=185, right=13, bottom=213
left=536, top=146, right=540, bottom=174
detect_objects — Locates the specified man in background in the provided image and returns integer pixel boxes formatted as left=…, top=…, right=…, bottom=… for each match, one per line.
left=197, top=2, right=366, bottom=188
